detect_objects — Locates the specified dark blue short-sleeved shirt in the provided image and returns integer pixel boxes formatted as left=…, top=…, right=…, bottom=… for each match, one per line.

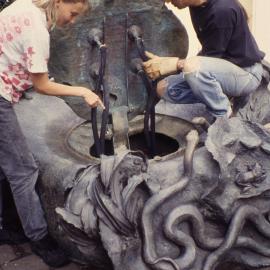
left=189, top=0, right=265, bottom=67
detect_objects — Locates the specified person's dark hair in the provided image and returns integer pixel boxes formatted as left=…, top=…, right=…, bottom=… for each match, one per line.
left=0, top=0, right=14, bottom=11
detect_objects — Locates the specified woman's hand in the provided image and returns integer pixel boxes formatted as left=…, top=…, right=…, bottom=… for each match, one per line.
left=81, top=88, right=105, bottom=110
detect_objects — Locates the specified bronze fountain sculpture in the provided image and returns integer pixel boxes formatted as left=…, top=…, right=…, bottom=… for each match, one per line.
left=12, top=0, right=270, bottom=269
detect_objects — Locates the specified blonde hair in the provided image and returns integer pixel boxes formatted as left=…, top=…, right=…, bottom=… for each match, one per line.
left=32, top=0, right=90, bottom=28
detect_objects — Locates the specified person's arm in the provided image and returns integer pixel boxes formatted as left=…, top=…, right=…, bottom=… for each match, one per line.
left=30, top=72, right=105, bottom=109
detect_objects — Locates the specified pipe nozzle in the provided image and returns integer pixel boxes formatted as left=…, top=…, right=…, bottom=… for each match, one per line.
left=128, top=25, right=143, bottom=41
left=130, top=58, right=144, bottom=74
left=88, top=28, right=103, bottom=47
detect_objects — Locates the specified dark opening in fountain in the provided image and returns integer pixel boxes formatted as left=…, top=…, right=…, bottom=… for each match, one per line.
left=90, top=132, right=179, bottom=158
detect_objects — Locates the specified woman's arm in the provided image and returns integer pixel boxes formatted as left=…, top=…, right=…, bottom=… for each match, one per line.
left=30, top=72, right=105, bottom=109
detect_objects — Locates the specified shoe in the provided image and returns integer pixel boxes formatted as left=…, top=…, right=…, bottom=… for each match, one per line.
left=0, top=227, right=28, bottom=245
left=30, top=234, right=70, bottom=268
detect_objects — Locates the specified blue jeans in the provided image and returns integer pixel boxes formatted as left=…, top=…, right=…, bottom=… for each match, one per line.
left=163, top=56, right=263, bottom=117
left=0, top=97, right=47, bottom=240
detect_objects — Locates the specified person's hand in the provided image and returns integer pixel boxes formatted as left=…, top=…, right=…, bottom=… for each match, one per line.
left=81, top=88, right=105, bottom=110
left=142, top=51, right=180, bottom=80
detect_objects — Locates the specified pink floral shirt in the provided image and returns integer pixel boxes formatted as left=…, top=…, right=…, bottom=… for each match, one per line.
left=0, top=0, right=49, bottom=103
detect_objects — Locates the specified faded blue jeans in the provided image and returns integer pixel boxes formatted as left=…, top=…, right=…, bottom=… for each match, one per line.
left=0, top=97, right=47, bottom=241
left=163, top=56, right=263, bottom=117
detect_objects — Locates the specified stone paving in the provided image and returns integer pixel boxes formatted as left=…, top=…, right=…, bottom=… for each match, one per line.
left=0, top=243, right=97, bottom=270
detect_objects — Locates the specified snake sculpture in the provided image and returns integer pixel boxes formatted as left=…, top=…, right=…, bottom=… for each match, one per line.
left=141, top=125, right=270, bottom=270
left=141, top=129, right=200, bottom=270
left=161, top=204, right=270, bottom=270
left=52, top=116, right=270, bottom=270
left=142, top=116, right=270, bottom=270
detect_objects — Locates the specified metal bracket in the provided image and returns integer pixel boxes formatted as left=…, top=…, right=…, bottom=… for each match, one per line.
left=111, top=106, right=130, bottom=153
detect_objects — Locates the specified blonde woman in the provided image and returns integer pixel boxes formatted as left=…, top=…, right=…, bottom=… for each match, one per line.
left=0, top=0, right=102, bottom=267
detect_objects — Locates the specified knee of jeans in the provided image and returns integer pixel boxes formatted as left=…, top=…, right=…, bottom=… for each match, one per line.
left=157, top=80, right=168, bottom=98
left=183, top=56, right=201, bottom=73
